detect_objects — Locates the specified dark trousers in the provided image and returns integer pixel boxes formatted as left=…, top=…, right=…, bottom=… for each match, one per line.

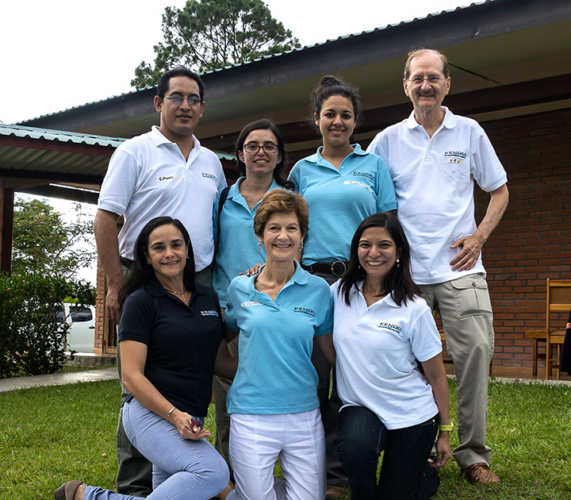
left=337, top=406, right=439, bottom=500
left=308, top=268, right=348, bottom=487
left=115, top=266, right=213, bottom=496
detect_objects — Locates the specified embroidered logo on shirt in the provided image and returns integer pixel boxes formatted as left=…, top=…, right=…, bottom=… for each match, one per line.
left=443, top=151, right=467, bottom=165
left=294, top=307, right=315, bottom=317
left=241, top=301, right=263, bottom=308
left=377, top=322, right=402, bottom=334
left=353, top=171, right=374, bottom=181
left=202, top=173, right=217, bottom=180
left=156, top=174, right=180, bottom=183
left=344, top=180, right=372, bottom=192
left=200, top=310, right=219, bottom=317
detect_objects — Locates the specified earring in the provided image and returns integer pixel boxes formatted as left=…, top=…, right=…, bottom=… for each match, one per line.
left=396, top=258, right=400, bottom=268
left=147, top=262, right=151, bottom=265
left=299, top=241, right=304, bottom=252
left=258, top=241, right=263, bottom=250
left=187, top=256, right=190, bottom=260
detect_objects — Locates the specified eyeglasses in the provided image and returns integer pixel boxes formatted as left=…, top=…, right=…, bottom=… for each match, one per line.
left=164, top=95, right=202, bottom=106
left=406, top=75, right=446, bottom=85
left=243, top=142, right=279, bottom=154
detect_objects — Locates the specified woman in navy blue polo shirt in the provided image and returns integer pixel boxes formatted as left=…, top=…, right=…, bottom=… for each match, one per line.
left=55, top=217, right=234, bottom=500
left=224, top=190, right=335, bottom=500
left=288, top=75, right=397, bottom=498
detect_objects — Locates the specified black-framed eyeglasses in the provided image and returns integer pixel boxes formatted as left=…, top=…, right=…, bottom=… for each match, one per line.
left=407, top=75, right=446, bottom=85
left=164, top=95, right=202, bottom=106
left=243, top=142, right=279, bottom=154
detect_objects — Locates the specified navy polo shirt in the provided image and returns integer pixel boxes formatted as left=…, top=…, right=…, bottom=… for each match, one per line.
left=119, top=278, right=224, bottom=417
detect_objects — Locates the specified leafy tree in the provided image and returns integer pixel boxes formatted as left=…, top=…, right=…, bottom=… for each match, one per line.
left=131, top=0, right=301, bottom=89
left=12, top=197, right=96, bottom=283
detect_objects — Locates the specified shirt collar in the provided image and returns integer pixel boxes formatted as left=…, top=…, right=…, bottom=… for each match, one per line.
left=405, top=106, right=455, bottom=130
left=229, top=177, right=282, bottom=200
left=305, top=144, right=366, bottom=166
left=145, top=276, right=202, bottom=297
left=353, top=281, right=400, bottom=308
left=149, top=125, right=199, bottom=149
left=237, top=260, right=308, bottom=296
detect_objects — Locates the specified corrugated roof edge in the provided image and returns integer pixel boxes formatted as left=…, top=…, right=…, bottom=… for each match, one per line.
left=17, top=1, right=486, bottom=124
left=0, top=123, right=126, bottom=148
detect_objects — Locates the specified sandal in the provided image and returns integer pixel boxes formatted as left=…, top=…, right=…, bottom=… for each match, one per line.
left=54, top=480, right=85, bottom=500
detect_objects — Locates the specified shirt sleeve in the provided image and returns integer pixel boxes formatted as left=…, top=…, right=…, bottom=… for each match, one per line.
left=287, top=162, right=301, bottom=192
left=98, top=148, right=139, bottom=216
left=373, top=154, right=397, bottom=212
left=118, top=292, right=153, bottom=345
left=471, top=123, right=507, bottom=193
left=408, top=303, right=442, bottom=362
left=315, top=281, right=334, bottom=336
left=224, top=279, right=240, bottom=332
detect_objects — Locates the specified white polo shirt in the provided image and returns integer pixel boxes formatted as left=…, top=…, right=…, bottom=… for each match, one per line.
left=367, top=108, right=507, bottom=285
left=98, top=126, right=227, bottom=271
left=331, top=281, right=441, bottom=430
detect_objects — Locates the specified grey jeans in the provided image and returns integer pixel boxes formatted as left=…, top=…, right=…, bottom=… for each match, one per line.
left=420, top=273, right=494, bottom=469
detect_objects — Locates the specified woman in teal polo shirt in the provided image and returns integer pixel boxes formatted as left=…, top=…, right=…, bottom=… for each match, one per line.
left=211, top=119, right=289, bottom=496
left=224, top=190, right=335, bottom=500
left=287, top=75, right=397, bottom=497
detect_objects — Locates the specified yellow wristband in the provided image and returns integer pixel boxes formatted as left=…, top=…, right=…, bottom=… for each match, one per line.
left=439, top=423, right=453, bottom=432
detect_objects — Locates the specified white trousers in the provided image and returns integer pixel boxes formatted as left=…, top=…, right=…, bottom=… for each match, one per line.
left=227, top=409, right=326, bottom=500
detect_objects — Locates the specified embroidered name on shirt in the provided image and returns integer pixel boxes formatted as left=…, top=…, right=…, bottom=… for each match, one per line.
left=294, top=307, right=315, bottom=317
left=353, top=171, right=374, bottom=181
left=443, top=151, right=467, bottom=165
left=241, top=301, right=262, bottom=308
left=344, top=180, right=372, bottom=192
left=377, top=322, right=402, bottom=334
left=200, top=310, right=219, bottom=317
left=156, top=174, right=180, bottom=183
left=202, top=173, right=217, bottom=180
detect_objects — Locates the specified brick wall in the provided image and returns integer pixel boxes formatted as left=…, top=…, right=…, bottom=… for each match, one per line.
left=479, top=108, right=571, bottom=371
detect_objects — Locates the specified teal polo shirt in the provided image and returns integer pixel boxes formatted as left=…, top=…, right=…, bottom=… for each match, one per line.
left=225, top=262, right=333, bottom=415
left=288, top=144, right=397, bottom=265
left=212, top=177, right=283, bottom=308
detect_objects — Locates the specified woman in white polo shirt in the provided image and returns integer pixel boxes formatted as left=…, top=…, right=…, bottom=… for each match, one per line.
left=332, top=213, right=451, bottom=500
left=224, top=190, right=335, bottom=500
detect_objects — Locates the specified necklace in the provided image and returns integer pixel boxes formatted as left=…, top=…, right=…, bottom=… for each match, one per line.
left=165, top=288, right=186, bottom=302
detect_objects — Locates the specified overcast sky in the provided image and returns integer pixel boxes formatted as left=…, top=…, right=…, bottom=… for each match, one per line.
left=4, top=0, right=468, bottom=283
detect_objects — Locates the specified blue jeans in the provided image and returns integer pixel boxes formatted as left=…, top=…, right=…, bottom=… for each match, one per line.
left=337, top=406, right=438, bottom=500
left=84, top=399, right=229, bottom=500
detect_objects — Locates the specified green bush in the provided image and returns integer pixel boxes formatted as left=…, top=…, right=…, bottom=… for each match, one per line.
left=0, top=273, right=94, bottom=378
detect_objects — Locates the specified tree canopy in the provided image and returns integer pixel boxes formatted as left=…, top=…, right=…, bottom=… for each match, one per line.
left=131, top=0, right=301, bottom=89
left=12, top=197, right=96, bottom=282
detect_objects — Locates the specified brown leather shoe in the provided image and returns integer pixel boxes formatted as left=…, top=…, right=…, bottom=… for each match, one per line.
left=461, top=462, right=501, bottom=485
left=325, top=485, right=345, bottom=500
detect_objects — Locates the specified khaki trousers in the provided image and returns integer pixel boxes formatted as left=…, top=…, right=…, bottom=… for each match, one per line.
left=420, top=273, right=494, bottom=469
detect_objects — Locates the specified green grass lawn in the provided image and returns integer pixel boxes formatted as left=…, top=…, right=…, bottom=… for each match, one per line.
left=1, top=378, right=569, bottom=499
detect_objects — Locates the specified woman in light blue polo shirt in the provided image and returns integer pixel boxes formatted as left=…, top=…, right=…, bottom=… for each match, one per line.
left=224, top=190, right=335, bottom=500
left=288, top=75, right=397, bottom=497
left=212, top=119, right=290, bottom=496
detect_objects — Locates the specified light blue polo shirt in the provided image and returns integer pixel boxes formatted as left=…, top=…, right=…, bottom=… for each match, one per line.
left=212, top=177, right=283, bottom=308
left=225, top=262, right=333, bottom=415
left=288, top=144, right=397, bottom=265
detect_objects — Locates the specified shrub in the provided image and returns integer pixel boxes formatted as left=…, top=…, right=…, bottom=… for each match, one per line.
left=0, top=273, right=94, bottom=378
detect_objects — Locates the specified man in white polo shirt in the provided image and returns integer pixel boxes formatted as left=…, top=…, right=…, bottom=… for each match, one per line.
left=367, top=48, right=509, bottom=486
left=94, top=68, right=227, bottom=496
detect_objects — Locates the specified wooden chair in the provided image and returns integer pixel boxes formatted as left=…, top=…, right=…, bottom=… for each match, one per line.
left=525, top=279, right=571, bottom=380
left=433, top=312, right=493, bottom=376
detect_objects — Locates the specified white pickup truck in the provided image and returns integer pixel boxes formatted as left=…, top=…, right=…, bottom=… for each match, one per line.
left=56, top=304, right=96, bottom=353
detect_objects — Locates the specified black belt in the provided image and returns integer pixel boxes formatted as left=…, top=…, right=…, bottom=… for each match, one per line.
left=302, top=261, right=348, bottom=278
left=119, top=257, right=134, bottom=269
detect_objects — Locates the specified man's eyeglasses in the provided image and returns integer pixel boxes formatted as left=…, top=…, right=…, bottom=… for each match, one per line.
left=164, top=95, right=202, bottom=106
left=407, top=75, right=446, bottom=85
left=243, top=142, right=279, bottom=154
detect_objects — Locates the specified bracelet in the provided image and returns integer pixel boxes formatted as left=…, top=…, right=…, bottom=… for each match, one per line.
left=439, top=423, right=453, bottom=432
left=166, top=406, right=176, bottom=419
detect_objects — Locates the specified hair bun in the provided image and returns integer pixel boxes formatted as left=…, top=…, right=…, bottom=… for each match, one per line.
left=319, top=75, right=343, bottom=88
